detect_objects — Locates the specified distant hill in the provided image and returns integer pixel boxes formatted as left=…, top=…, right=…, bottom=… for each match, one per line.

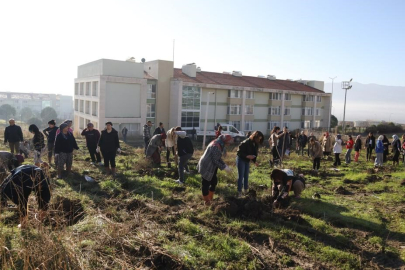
left=324, top=82, right=404, bottom=124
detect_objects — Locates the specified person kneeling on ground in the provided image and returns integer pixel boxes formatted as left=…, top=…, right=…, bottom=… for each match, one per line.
left=271, top=169, right=305, bottom=207
left=146, top=133, right=167, bottom=166
left=0, top=152, right=24, bottom=172
left=0, top=164, right=51, bottom=228
left=197, top=134, right=233, bottom=205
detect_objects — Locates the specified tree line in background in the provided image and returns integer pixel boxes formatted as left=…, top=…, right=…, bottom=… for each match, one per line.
left=0, top=104, right=60, bottom=128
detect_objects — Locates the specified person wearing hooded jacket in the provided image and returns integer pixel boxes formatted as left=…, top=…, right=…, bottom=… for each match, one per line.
left=97, top=122, right=121, bottom=176
left=365, top=132, right=376, bottom=161
left=375, top=135, right=384, bottom=166
left=197, top=134, right=233, bottom=205
left=333, top=134, right=342, bottom=166
left=354, top=135, right=362, bottom=162
left=174, top=130, right=194, bottom=185
left=392, top=135, right=401, bottom=166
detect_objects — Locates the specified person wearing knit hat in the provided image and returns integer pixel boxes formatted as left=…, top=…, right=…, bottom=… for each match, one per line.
left=197, top=134, right=234, bottom=205
left=97, top=122, right=121, bottom=176
left=81, top=122, right=102, bottom=166
left=146, top=132, right=167, bottom=166
left=54, top=122, right=79, bottom=179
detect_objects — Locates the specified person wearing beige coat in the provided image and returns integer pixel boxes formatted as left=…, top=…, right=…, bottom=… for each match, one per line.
left=322, top=132, right=333, bottom=157
left=309, top=137, right=323, bottom=171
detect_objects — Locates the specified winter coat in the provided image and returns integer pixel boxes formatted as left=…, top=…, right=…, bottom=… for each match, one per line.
left=81, top=129, right=101, bottom=148
left=322, top=136, right=332, bottom=152
left=4, top=125, right=23, bottom=143
left=98, top=128, right=120, bottom=153
left=382, top=137, right=389, bottom=155
left=277, top=132, right=290, bottom=150
left=153, top=127, right=165, bottom=136
left=309, top=141, right=323, bottom=158
left=43, top=126, right=58, bottom=144
left=177, top=133, right=194, bottom=157
left=146, top=134, right=164, bottom=158
left=375, top=140, right=384, bottom=153
left=121, top=127, right=128, bottom=136
left=354, top=139, right=362, bottom=151
left=392, top=139, right=401, bottom=154
left=197, top=141, right=226, bottom=181
left=165, top=128, right=178, bottom=148
left=32, top=132, right=45, bottom=152
left=237, top=138, right=258, bottom=163
left=333, top=139, right=342, bottom=154
left=143, top=125, right=151, bottom=140
left=298, top=135, right=308, bottom=147
left=54, top=132, right=79, bottom=154
left=366, top=136, right=376, bottom=148
left=346, top=139, right=354, bottom=149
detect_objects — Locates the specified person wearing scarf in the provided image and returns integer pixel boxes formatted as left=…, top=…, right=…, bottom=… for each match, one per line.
left=392, top=135, right=401, bottom=166
left=197, top=134, right=233, bottom=205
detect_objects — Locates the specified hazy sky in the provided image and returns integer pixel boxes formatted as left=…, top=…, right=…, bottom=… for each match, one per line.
left=1, top=0, right=404, bottom=98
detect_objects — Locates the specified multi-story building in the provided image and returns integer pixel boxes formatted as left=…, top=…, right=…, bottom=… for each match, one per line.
left=0, top=92, right=73, bottom=120
left=74, top=59, right=331, bottom=136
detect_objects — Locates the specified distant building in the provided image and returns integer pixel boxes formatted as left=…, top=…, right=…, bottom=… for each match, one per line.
left=0, top=92, right=73, bottom=120
left=74, top=59, right=331, bottom=136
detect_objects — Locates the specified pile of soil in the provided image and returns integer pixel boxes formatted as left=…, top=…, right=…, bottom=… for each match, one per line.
left=49, top=196, right=85, bottom=226
left=365, top=175, right=382, bottom=183
left=125, top=199, right=146, bottom=212
left=213, top=194, right=273, bottom=219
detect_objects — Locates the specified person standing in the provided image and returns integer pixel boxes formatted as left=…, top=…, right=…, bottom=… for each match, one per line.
left=402, top=134, right=405, bottom=166
left=143, top=121, right=152, bottom=155
left=54, top=123, right=79, bottom=179
left=365, top=132, right=376, bottom=162
left=121, top=126, right=128, bottom=143
left=175, top=131, right=194, bottom=185
left=392, top=135, right=401, bottom=166
left=333, top=134, right=342, bottom=167
left=321, top=132, right=332, bottom=157
left=55, top=120, right=73, bottom=137
left=43, top=120, right=58, bottom=165
left=98, top=122, right=121, bottom=176
left=165, top=127, right=181, bottom=167
left=354, top=135, right=362, bottom=162
left=307, top=132, right=316, bottom=157
left=297, top=131, right=308, bottom=156
left=215, top=125, right=222, bottom=139
left=191, top=127, right=197, bottom=141
left=309, top=137, right=322, bottom=172
left=345, top=135, right=354, bottom=164
left=382, top=135, right=389, bottom=162
left=81, top=123, right=102, bottom=165
left=197, top=134, right=233, bottom=205
left=4, top=119, right=23, bottom=154
left=236, top=131, right=263, bottom=197
left=374, top=135, right=384, bottom=167
left=29, top=124, right=45, bottom=167
left=146, top=133, right=167, bottom=166
left=153, top=122, right=165, bottom=136
left=268, top=126, right=285, bottom=166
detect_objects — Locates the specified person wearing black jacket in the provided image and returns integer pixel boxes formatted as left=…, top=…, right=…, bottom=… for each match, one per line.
left=81, top=123, right=102, bottom=165
left=29, top=124, right=45, bottom=167
left=365, top=132, right=376, bottom=161
left=54, top=123, right=79, bottom=179
left=4, top=119, right=23, bottom=154
left=354, top=135, right=362, bottom=162
left=153, top=122, right=165, bottom=136
left=174, top=131, right=194, bottom=185
left=382, top=135, right=389, bottom=162
left=97, top=122, right=121, bottom=176
left=236, top=131, right=264, bottom=196
left=297, top=131, right=308, bottom=156
left=43, top=120, right=58, bottom=165
left=271, top=169, right=305, bottom=207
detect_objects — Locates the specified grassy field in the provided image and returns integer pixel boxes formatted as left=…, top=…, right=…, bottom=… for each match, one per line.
left=1, top=137, right=405, bottom=269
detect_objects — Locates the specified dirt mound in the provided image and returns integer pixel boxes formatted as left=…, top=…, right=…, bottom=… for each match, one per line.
left=365, top=175, right=382, bottom=183
left=214, top=196, right=272, bottom=219
left=125, top=199, right=146, bottom=212
left=334, top=186, right=352, bottom=195
left=50, top=196, right=85, bottom=226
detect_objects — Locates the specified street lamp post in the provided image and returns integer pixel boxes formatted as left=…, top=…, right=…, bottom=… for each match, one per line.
left=341, top=79, right=353, bottom=134
left=202, top=92, right=215, bottom=149
left=328, top=76, right=337, bottom=131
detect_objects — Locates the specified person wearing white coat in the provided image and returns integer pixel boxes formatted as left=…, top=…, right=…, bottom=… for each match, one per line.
left=333, top=134, right=343, bottom=166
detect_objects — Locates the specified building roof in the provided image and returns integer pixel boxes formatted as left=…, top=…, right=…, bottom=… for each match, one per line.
left=173, top=68, right=324, bottom=93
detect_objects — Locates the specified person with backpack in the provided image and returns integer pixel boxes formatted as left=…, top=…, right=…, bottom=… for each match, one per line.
left=382, top=135, right=389, bottom=162
left=354, top=135, right=362, bottom=162
left=374, top=135, right=384, bottom=167
left=345, top=135, right=354, bottom=164
left=236, top=131, right=264, bottom=197
left=392, top=135, right=401, bottom=166
left=297, top=131, right=308, bottom=156
left=365, top=132, right=376, bottom=162
left=29, top=124, right=45, bottom=167
left=271, top=169, right=305, bottom=207
left=174, top=130, right=194, bottom=185
left=333, top=134, right=343, bottom=166
left=43, top=120, right=58, bottom=166
left=309, top=137, right=322, bottom=172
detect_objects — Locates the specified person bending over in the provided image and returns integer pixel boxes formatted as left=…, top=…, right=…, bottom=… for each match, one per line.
left=271, top=169, right=305, bottom=207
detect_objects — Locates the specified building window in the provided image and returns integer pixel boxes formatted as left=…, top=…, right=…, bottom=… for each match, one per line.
left=85, top=101, right=90, bottom=114
left=228, top=90, right=241, bottom=98
left=80, top=83, right=84, bottom=95
left=75, top=83, right=79, bottom=95
left=268, top=106, right=281, bottom=115
left=92, top=81, right=98, bottom=96
left=284, top=93, right=291, bottom=100
left=182, top=86, right=201, bottom=110
left=74, top=99, right=78, bottom=111
left=245, top=121, right=253, bottom=131
left=284, top=107, right=291, bottom=116
left=268, top=121, right=280, bottom=130
left=182, top=111, right=199, bottom=128
left=229, top=121, right=241, bottom=130
left=245, top=105, right=254, bottom=115
left=315, top=120, right=321, bottom=128
left=85, top=119, right=90, bottom=126
left=86, top=82, right=91, bottom=96
left=303, top=95, right=314, bottom=102
left=316, top=96, right=322, bottom=102
left=79, top=100, right=84, bottom=113
left=147, top=84, right=156, bottom=99
left=92, top=102, right=98, bottom=116
left=301, top=120, right=312, bottom=129
left=269, top=93, right=282, bottom=100
left=302, top=107, right=313, bottom=116
left=316, top=108, right=321, bottom=116
left=227, top=104, right=241, bottom=115
left=246, top=91, right=254, bottom=99
left=147, top=103, right=155, bottom=118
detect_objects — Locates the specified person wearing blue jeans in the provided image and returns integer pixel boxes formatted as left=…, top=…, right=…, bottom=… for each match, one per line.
left=236, top=131, right=264, bottom=197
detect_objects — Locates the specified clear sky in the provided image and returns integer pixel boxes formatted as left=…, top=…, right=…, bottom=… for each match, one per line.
left=1, top=0, right=404, bottom=98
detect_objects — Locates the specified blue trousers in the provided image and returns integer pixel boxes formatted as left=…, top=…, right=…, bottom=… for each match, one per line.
left=236, top=156, right=250, bottom=192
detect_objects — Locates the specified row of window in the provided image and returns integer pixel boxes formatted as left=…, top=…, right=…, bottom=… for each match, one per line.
left=228, top=91, right=322, bottom=102
left=78, top=117, right=98, bottom=130
left=267, top=120, right=321, bottom=130
left=75, top=99, right=98, bottom=116
left=75, top=82, right=99, bottom=97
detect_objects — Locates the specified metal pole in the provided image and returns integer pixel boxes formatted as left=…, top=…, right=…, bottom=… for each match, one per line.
left=342, top=89, right=347, bottom=134
left=203, top=92, right=213, bottom=149
left=328, top=76, right=336, bottom=131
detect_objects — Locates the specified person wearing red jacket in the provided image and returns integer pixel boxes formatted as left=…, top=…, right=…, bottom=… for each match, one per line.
left=345, top=135, right=354, bottom=164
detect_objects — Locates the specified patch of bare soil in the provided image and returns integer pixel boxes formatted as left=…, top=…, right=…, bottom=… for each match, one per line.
left=48, top=196, right=85, bottom=226
left=334, top=186, right=352, bottom=195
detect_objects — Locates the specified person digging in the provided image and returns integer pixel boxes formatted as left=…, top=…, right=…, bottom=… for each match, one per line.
left=271, top=168, right=306, bottom=208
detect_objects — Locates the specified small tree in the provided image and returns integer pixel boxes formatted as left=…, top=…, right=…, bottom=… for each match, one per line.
left=0, top=104, right=17, bottom=123
left=330, top=115, right=338, bottom=128
left=27, top=117, right=43, bottom=128
left=20, top=107, right=34, bottom=122
left=41, top=107, right=58, bottom=124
